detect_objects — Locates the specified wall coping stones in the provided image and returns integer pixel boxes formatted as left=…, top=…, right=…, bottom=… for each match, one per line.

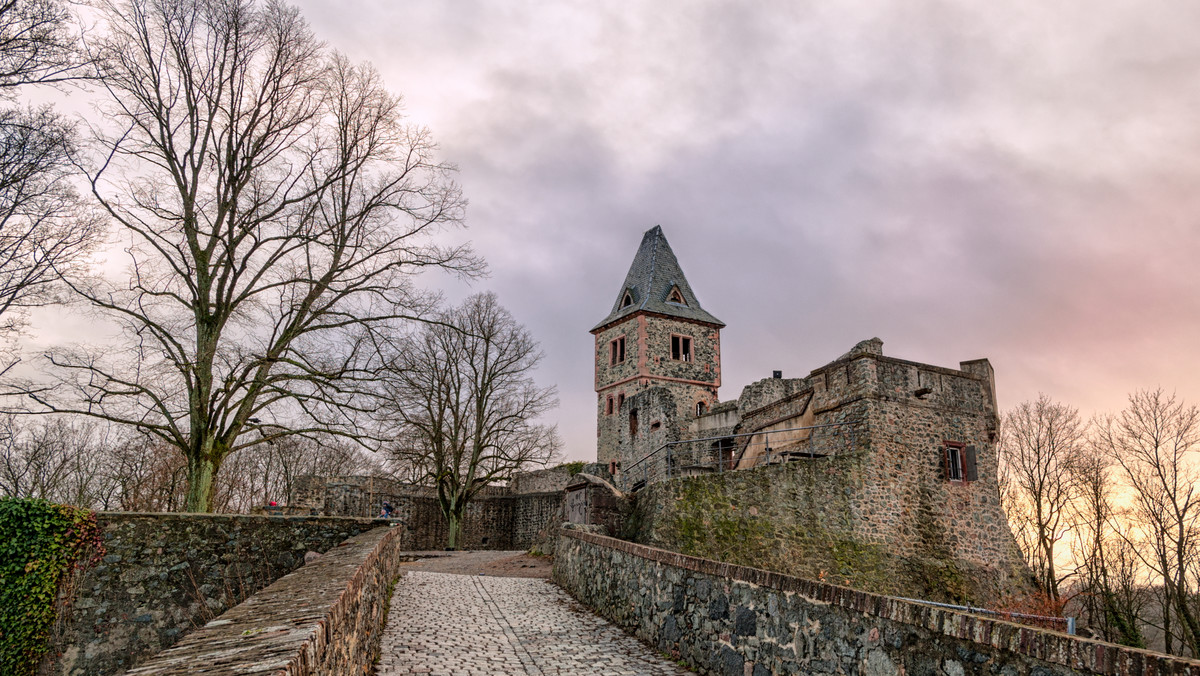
left=97, top=511, right=386, bottom=525
left=559, top=528, right=1200, bottom=675
left=120, top=525, right=406, bottom=675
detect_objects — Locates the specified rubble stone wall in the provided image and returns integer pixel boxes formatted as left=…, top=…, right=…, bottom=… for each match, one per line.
left=628, top=348, right=1029, bottom=605
left=554, top=529, right=1200, bottom=676
left=116, top=526, right=411, bottom=675
left=52, top=513, right=383, bottom=676
left=310, top=477, right=564, bottom=551
left=508, top=468, right=573, bottom=494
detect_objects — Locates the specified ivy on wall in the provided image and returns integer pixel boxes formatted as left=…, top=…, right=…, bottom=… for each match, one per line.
left=0, top=498, right=104, bottom=676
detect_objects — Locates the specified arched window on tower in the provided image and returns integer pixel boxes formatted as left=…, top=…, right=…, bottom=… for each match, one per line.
left=629, top=409, right=639, bottom=437
left=620, top=291, right=634, bottom=309
left=696, top=401, right=707, bottom=417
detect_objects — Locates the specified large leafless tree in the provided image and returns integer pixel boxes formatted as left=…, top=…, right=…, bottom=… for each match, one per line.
left=19, top=0, right=474, bottom=511
left=998, top=394, right=1087, bottom=603
left=382, top=292, right=560, bottom=549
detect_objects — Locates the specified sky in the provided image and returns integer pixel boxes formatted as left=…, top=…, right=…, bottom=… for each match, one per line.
left=31, top=1, right=1200, bottom=462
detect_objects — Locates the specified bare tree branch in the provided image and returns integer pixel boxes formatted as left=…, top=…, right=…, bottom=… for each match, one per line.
left=381, top=292, right=560, bottom=548
left=10, top=0, right=477, bottom=511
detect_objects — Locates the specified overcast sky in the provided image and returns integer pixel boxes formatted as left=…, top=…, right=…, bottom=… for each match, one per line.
left=42, top=1, right=1200, bottom=462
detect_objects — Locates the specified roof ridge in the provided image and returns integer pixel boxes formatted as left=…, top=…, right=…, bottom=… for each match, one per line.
left=641, top=227, right=659, bottom=310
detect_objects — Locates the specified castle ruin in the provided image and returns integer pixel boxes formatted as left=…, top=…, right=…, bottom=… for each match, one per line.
left=593, top=226, right=1031, bottom=602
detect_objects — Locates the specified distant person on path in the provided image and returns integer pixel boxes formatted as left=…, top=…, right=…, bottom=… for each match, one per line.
left=380, top=501, right=394, bottom=519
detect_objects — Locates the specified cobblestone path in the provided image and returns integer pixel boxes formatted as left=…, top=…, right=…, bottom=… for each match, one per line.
left=376, top=570, right=690, bottom=675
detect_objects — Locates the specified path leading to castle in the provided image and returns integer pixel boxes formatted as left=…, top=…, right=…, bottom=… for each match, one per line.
left=375, top=551, right=689, bottom=675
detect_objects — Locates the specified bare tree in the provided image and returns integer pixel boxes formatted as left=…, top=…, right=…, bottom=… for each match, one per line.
left=0, top=0, right=88, bottom=90
left=0, top=414, right=125, bottom=507
left=108, top=438, right=188, bottom=511
left=1094, top=389, right=1200, bottom=657
left=998, top=394, right=1087, bottom=603
left=17, top=0, right=475, bottom=511
left=0, top=0, right=101, bottom=352
left=216, top=435, right=375, bottom=512
left=382, top=292, right=560, bottom=549
left=1068, top=443, right=1146, bottom=647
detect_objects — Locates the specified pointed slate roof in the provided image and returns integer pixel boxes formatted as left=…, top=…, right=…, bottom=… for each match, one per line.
left=592, top=226, right=725, bottom=332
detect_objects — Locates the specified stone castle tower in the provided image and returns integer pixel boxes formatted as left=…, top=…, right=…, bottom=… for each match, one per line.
left=591, top=226, right=724, bottom=465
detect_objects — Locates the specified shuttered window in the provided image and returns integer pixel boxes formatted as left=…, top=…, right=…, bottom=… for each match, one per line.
left=943, top=442, right=978, bottom=483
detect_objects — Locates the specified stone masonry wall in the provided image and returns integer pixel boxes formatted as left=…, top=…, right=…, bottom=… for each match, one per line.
left=52, top=513, right=383, bottom=676
left=630, top=349, right=1030, bottom=605
left=554, top=529, right=1200, bottom=676
left=631, top=449, right=1024, bottom=605
left=595, top=316, right=643, bottom=463
left=512, top=492, right=565, bottom=550
left=120, top=525, right=411, bottom=675
left=612, top=336, right=1026, bottom=603
left=595, top=313, right=721, bottom=464
left=314, top=477, right=564, bottom=550
left=508, top=468, right=573, bottom=494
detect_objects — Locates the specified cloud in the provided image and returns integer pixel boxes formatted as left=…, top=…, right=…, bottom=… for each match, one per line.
left=247, top=1, right=1200, bottom=457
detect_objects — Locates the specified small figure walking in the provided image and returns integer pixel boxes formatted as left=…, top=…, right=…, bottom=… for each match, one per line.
left=380, top=501, right=393, bottom=519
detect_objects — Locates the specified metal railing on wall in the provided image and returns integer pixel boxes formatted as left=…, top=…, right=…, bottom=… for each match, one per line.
left=618, top=421, right=860, bottom=491
left=893, top=596, right=1076, bottom=635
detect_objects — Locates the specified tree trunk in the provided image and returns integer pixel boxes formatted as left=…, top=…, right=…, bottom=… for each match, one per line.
left=447, top=510, right=462, bottom=550
left=184, top=453, right=219, bottom=512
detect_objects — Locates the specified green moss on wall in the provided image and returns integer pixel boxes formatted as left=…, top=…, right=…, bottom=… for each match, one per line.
left=628, top=459, right=1009, bottom=605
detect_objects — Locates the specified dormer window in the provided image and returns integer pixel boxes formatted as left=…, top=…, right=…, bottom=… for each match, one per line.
left=666, top=286, right=687, bottom=306
left=620, top=290, right=635, bottom=309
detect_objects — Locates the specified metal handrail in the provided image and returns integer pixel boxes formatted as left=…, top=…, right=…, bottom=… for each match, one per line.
left=893, top=596, right=1076, bottom=635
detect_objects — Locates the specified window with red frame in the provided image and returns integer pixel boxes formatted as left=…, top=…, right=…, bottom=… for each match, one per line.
left=670, top=334, right=692, bottom=362
left=610, top=335, right=626, bottom=365
left=943, top=442, right=978, bottom=482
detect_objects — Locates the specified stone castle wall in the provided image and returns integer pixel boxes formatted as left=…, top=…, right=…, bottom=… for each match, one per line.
left=554, top=529, right=1199, bottom=676
left=52, top=513, right=383, bottom=676
left=113, top=526, right=411, bottom=676
left=508, top=468, right=573, bottom=494
left=624, top=341, right=1029, bottom=605
left=301, top=475, right=565, bottom=551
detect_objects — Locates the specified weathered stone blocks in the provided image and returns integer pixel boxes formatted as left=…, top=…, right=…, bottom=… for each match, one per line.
left=52, top=512, right=384, bottom=676
left=554, top=529, right=1200, bottom=676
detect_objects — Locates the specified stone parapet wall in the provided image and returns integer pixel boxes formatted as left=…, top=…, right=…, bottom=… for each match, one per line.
left=121, top=525, right=408, bottom=675
left=52, top=512, right=384, bottom=676
left=508, top=468, right=572, bottom=494
left=554, top=529, right=1200, bottom=676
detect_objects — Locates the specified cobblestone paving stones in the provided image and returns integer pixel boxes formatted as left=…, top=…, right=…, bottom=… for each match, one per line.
left=376, top=571, right=690, bottom=675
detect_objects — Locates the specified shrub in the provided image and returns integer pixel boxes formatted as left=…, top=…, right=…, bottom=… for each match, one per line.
left=554, top=461, right=587, bottom=476
left=0, top=498, right=103, bottom=675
